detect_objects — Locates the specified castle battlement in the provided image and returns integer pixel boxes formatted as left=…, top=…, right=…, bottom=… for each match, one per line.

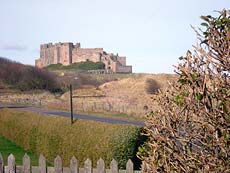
left=35, top=42, right=132, bottom=73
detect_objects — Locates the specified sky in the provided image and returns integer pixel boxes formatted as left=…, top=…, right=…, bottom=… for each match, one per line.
left=0, top=0, right=229, bottom=73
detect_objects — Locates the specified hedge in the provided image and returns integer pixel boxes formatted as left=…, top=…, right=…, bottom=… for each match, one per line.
left=0, top=109, right=143, bottom=168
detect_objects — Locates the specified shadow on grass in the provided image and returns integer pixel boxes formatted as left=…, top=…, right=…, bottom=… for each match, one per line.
left=0, top=106, right=29, bottom=109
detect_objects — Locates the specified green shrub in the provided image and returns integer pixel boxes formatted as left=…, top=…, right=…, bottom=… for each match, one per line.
left=111, top=128, right=146, bottom=169
left=46, top=61, right=105, bottom=71
left=0, top=109, right=143, bottom=168
left=45, top=63, right=63, bottom=70
left=77, top=61, right=105, bottom=70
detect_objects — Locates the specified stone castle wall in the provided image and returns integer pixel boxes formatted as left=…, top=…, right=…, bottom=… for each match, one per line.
left=116, top=65, right=132, bottom=73
left=35, top=42, right=132, bottom=73
left=72, top=48, right=103, bottom=63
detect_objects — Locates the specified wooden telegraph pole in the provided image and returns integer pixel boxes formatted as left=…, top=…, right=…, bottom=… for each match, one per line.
left=70, top=84, right=73, bottom=124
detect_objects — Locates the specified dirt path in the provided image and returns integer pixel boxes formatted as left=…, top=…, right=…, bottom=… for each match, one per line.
left=0, top=103, right=144, bottom=127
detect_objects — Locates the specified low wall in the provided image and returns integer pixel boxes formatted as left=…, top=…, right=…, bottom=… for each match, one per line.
left=116, top=65, right=132, bottom=73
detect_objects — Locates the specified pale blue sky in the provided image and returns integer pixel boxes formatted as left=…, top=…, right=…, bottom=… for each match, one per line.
left=0, top=0, right=229, bottom=73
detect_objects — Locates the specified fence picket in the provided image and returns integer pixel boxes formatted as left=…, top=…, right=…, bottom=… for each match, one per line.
left=110, top=159, right=118, bottom=173
left=39, top=154, right=46, bottom=173
left=126, top=159, right=133, bottom=173
left=1, top=154, right=140, bottom=173
left=54, top=155, right=62, bottom=173
left=70, top=156, right=78, bottom=173
left=0, top=153, right=3, bottom=173
left=84, top=159, right=92, bottom=173
left=97, top=158, right=105, bottom=173
left=8, top=154, right=15, bottom=173
left=23, top=154, right=31, bottom=173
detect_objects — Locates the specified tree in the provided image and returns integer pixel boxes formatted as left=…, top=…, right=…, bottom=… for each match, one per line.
left=139, top=9, right=230, bottom=172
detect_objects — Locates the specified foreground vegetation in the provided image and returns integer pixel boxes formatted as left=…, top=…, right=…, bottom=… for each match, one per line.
left=140, top=9, right=230, bottom=172
left=0, top=136, right=39, bottom=165
left=0, top=109, right=143, bottom=169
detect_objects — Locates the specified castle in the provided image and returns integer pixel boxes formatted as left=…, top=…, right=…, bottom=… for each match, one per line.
left=35, top=42, right=132, bottom=73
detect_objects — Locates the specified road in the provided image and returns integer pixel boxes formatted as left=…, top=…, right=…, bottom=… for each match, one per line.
left=0, top=103, right=144, bottom=127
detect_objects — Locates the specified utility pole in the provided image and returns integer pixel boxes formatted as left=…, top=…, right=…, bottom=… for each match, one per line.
left=70, top=84, right=73, bottom=124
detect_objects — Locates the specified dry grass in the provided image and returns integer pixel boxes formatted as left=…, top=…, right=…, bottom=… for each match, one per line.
left=57, top=73, right=177, bottom=117
left=0, top=109, right=141, bottom=168
left=0, top=73, right=177, bottom=119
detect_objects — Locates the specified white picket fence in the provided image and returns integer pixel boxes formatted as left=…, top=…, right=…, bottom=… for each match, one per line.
left=0, top=153, right=142, bottom=173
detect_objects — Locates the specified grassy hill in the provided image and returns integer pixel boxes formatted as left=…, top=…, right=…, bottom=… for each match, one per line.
left=0, top=57, right=177, bottom=119
left=58, top=73, right=177, bottom=117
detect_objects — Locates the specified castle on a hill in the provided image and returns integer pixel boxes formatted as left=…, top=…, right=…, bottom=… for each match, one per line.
left=35, top=42, right=132, bottom=73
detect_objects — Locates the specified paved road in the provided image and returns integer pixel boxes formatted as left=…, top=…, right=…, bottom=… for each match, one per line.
left=0, top=103, right=144, bottom=127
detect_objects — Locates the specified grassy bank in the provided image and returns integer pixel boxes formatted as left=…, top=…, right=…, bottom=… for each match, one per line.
left=46, top=61, right=105, bottom=71
left=0, top=135, right=39, bottom=165
left=0, top=109, right=143, bottom=168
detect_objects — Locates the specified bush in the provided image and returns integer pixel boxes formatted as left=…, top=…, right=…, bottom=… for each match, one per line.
left=0, top=109, right=143, bottom=168
left=140, top=9, right=230, bottom=172
left=0, top=57, right=62, bottom=93
left=145, top=78, right=160, bottom=94
left=111, top=128, right=146, bottom=169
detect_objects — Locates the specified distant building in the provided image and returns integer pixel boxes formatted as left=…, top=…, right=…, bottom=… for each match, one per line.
left=35, top=42, right=132, bottom=73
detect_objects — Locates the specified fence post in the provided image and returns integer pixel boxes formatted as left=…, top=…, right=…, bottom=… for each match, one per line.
left=54, top=156, right=63, bottom=173
left=8, top=154, right=15, bottom=173
left=126, top=159, right=133, bottom=173
left=93, top=102, right=96, bottom=110
left=23, top=154, right=31, bottom=173
left=39, top=154, right=46, bottom=173
left=0, top=153, right=3, bottom=173
left=70, top=84, right=74, bottom=124
left=70, top=156, right=78, bottom=173
left=84, top=159, right=92, bottom=173
left=110, top=159, right=118, bottom=173
left=97, top=158, right=105, bottom=173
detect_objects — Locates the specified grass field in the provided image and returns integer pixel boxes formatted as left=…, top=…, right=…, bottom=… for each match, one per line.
left=0, top=135, right=39, bottom=165
left=0, top=108, right=143, bottom=168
